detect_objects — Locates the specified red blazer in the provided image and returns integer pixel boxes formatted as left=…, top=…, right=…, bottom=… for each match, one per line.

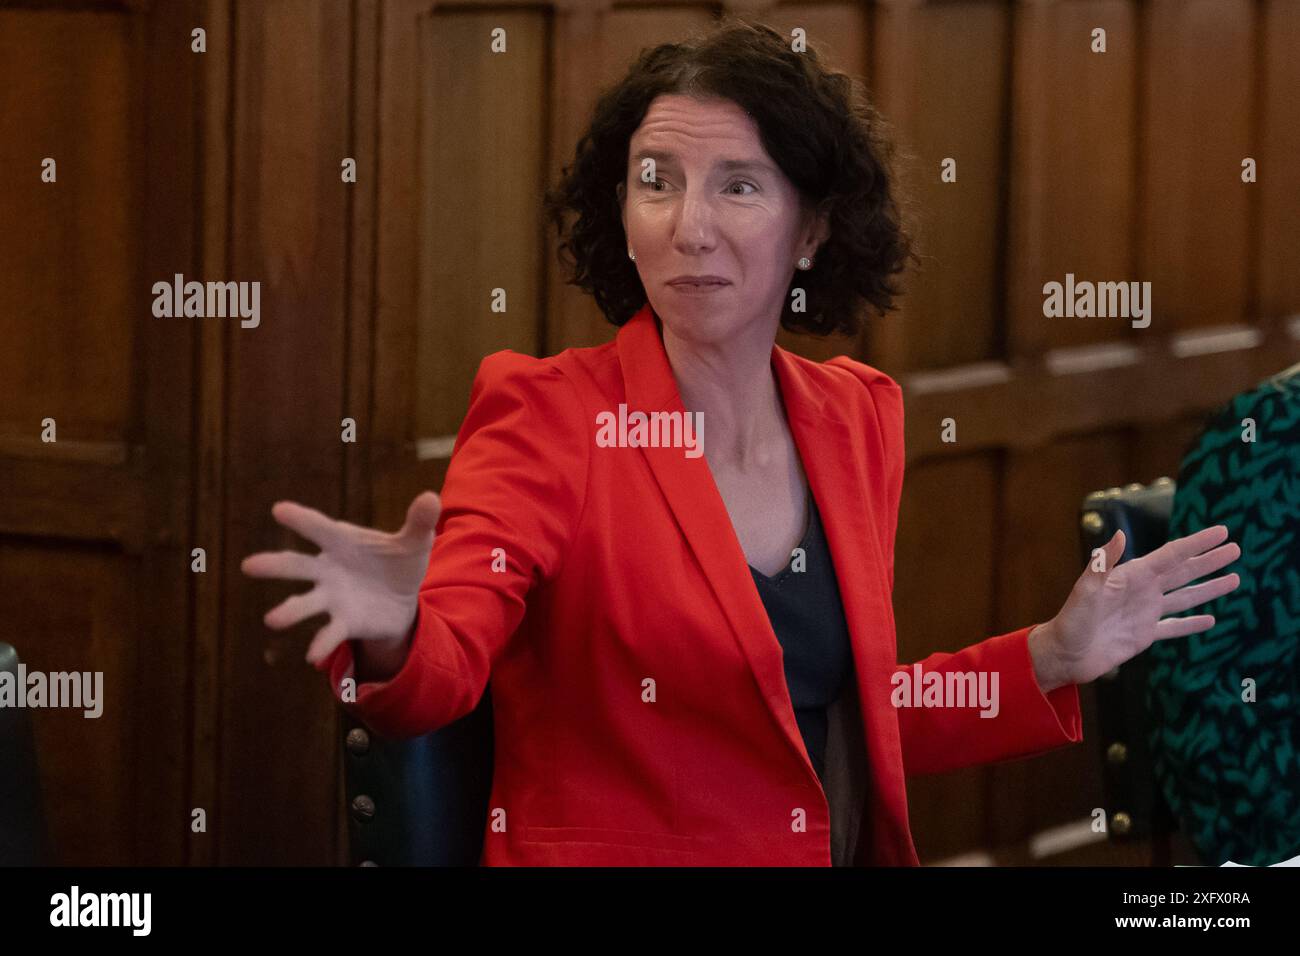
left=323, top=302, right=1083, bottom=865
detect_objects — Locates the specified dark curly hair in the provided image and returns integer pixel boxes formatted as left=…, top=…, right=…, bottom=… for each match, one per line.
left=542, top=16, right=918, bottom=337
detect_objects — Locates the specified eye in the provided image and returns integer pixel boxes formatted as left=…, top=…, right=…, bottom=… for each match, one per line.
left=728, top=180, right=758, bottom=196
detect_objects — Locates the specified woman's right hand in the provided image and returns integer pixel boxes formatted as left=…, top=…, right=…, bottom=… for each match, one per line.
left=240, top=491, right=442, bottom=667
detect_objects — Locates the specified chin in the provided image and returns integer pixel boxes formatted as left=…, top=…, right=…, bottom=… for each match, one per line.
left=654, top=298, right=745, bottom=343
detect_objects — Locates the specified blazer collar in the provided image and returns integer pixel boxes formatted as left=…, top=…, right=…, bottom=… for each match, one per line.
left=614, top=303, right=911, bottom=859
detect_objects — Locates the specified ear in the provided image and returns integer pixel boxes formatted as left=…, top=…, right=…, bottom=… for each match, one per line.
left=803, top=199, right=831, bottom=257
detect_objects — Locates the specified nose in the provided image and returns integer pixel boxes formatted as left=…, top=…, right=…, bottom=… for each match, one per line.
left=671, top=190, right=717, bottom=255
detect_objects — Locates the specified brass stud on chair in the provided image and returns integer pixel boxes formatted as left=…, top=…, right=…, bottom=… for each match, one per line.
left=346, top=728, right=371, bottom=756
left=1111, top=812, right=1133, bottom=836
left=1081, top=511, right=1104, bottom=534
left=1124, top=482, right=1144, bottom=492
left=350, top=794, right=376, bottom=824
left=1106, top=742, right=1128, bottom=765
left=1154, top=475, right=1173, bottom=486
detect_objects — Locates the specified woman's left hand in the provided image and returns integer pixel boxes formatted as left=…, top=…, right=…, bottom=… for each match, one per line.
left=1028, top=524, right=1242, bottom=691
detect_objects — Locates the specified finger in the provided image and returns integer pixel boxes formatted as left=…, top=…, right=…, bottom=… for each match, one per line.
left=1161, top=572, right=1240, bottom=616
left=1159, top=540, right=1241, bottom=592
left=397, top=491, right=442, bottom=544
left=264, top=586, right=329, bottom=630
left=306, top=618, right=348, bottom=668
left=240, top=550, right=320, bottom=582
left=1144, top=524, right=1230, bottom=575
left=1105, top=528, right=1126, bottom=570
left=1153, top=613, right=1216, bottom=640
left=1085, top=529, right=1125, bottom=573
left=271, top=500, right=345, bottom=551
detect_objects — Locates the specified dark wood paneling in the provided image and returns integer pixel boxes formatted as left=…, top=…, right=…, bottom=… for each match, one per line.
left=896, top=455, right=998, bottom=861
left=1258, top=0, right=1300, bottom=317
left=991, top=434, right=1126, bottom=851
left=1007, top=0, right=1139, bottom=356
left=0, top=0, right=200, bottom=865
left=1140, top=0, right=1254, bottom=329
left=370, top=0, right=427, bottom=525
left=418, top=8, right=550, bottom=436
left=542, top=0, right=609, bottom=355
left=874, top=0, right=1012, bottom=370
left=0, top=9, right=138, bottom=441
left=0, top=540, right=136, bottom=863
left=191, top=0, right=234, bottom=868
left=136, top=0, right=203, bottom=867
left=221, top=0, right=352, bottom=865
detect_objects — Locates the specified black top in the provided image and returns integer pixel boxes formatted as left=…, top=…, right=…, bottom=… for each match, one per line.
left=747, top=490, right=855, bottom=787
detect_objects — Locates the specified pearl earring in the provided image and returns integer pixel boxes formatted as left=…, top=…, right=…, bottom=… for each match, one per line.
left=797, top=256, right=812, bottom=270
left=628, top=249, right=636, bottom=261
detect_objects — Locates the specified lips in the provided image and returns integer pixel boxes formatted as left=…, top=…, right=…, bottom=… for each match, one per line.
left=668, top=276, right=731, bottom=287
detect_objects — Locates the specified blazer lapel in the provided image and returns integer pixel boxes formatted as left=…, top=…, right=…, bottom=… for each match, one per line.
left=615, top=304, right=912, bottom=861
left=772, top=340, right=914, bottom=864
left=616, top=306, right=814, bottom=777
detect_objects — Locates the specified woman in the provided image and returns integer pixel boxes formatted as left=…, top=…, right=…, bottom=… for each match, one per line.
left=241, top=20, right=1241, bottom=865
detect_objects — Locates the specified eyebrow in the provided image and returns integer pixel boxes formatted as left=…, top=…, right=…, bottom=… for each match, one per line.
left=631, top=149, right=776, bottom=176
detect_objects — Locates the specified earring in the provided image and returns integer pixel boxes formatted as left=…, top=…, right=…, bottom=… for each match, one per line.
left=797, top=256, right=812, bottom=270
left=628, top=249, right=636, bottom=261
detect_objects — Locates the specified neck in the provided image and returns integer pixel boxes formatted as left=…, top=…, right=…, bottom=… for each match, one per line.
left=660, top=315, right=784, bottom=469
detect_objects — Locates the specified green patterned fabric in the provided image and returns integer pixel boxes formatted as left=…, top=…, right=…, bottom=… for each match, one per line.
left=1145, top=367, right=1300, bottom=866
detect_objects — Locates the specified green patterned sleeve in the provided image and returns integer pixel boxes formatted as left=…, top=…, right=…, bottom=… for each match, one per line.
left=1145, top=375, right=1300, bottom=866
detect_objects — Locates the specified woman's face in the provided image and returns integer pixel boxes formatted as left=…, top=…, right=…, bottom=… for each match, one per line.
left=619, top=94, right=829, bottom=348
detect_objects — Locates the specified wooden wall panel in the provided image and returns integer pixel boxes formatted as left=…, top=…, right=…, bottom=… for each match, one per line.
left=418, top=9, right=550, bottom=438
left=991, top=434, right=1129, bottom=855
left=133, top=0, right=204, bottom=867
left=1258, top=0, right=1300, bottom=318
left=1134, top=416, right=1213, bottom=489
left=0, top=0, right=201, bottom=866
left=191, top=0, right=234, bottom=868
left=222, top=0, right=353, bottom=865
left=0, top=10, right=138, bottom=440
left=371, top=0, right=430, bottom=531
left=873, top=0, right=1012, bottom=371
left=1140, top=0, right=1254, bottom=330
left=1007, top=0, right=1139, bottom=357
left=0, top=542, right=135, bottom=864
left=541, top=1, right=609, bottom=354
left=896, top=455, right=999, bottom=862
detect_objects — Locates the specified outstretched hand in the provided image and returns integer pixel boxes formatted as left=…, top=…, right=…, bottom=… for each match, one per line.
left=1030, top=524, right=1242, bottom=691
left=240, top=491, right=442, bottom=666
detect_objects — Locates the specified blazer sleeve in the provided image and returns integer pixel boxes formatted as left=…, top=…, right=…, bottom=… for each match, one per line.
left=318, top=351, right=590, bottom=739
left=830, top=356, right=1084, bottom=775
left=894, top=627, right=1084, bottom=776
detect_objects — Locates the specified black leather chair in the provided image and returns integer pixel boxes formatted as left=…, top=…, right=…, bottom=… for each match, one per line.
left=1078, top=478, right=1179, bottom=860
left=340, top=685, right=494, bottom=866
left=0, top=641, right=51, bottom=865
